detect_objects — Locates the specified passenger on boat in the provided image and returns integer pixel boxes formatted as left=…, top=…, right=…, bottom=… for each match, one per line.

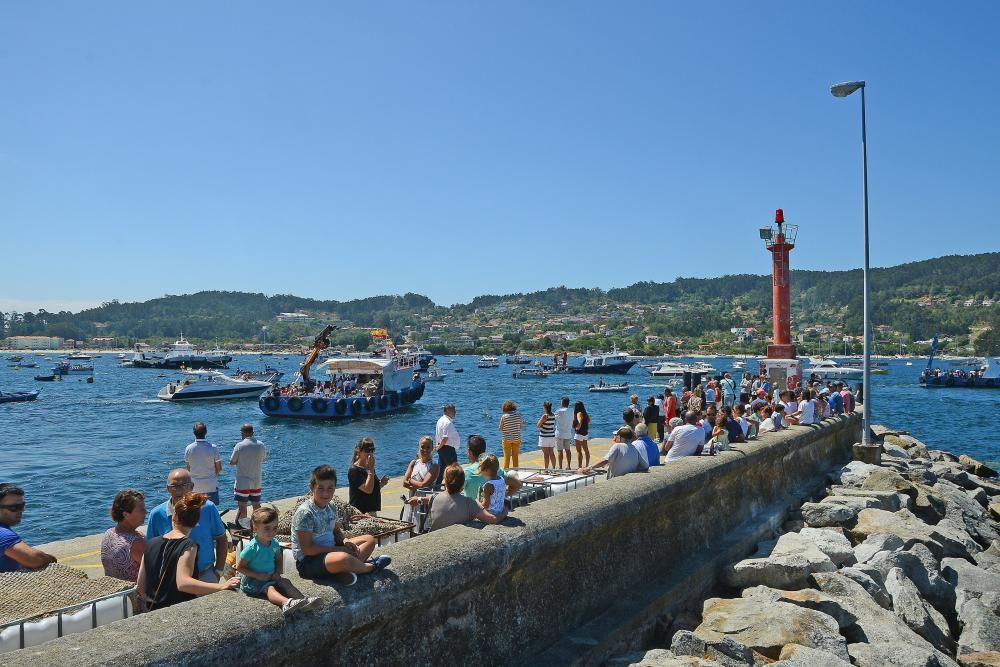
left=101, top=489, right=147, bottom=581
left=0, top=483, right=58, bottom=572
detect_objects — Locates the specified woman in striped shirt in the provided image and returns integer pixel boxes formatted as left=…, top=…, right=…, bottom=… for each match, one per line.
left=498, top=400, right=525, bottom=469
left=537, top=401, right=556, bottom=469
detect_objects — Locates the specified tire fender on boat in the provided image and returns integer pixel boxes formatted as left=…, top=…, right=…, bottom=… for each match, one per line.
left=416, top=382, right=425, bottom=399
left=263, top=396, right=280, bottom=411
left=311, top=398, right=328, bottom=413
left=400, top=388, right=411, bottom=404
left=378, top=394, right=388, bottom=409
left=288, top=397, right=304, bottom=412
left=366, top=396, right=377, bottom=411
left=334, top=398, right=347, bottom=415
left=387, top=391, right=399, bottom=408
left=350, top=398, right=363, bottom=415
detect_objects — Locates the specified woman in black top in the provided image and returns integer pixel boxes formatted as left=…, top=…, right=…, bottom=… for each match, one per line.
left=573, top=401, right=591, bottom=469
left=348, top=437, right=390, bottom=514
left=137, top=493, right=238, bottom=612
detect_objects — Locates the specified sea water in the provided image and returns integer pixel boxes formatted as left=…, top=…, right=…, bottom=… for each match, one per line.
left=1, top=355, right=997, bottom=545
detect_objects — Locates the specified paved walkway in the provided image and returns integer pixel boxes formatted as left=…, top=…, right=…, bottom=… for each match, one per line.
left=38, top=442, right=609, bottom=578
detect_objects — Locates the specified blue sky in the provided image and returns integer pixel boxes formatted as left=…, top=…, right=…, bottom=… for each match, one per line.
left=2, top=1, right=997, bottom=312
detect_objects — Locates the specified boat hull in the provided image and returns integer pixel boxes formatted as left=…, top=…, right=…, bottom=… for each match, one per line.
left=920, top=376, right=1000, bottom=388
left=259, top=382, right=426, bottom=419
left=0, top=391, right=40, bottom=403
left=565, top=361, right=635, bottom=375
left=159, top=386, right=270, bottom=401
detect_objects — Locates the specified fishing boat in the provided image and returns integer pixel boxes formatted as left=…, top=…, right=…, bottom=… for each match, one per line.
left=588, top=381, right=629, bottom=393
left=0, top=390, right=40, bottom=403
left=505, top=354, right=532, bottom=365
left=158, top=370, right=274, bottom=401
left=423, top=368, right=446, bottom=382
left=16, top=361, right=39, bottom=369
left=512, top=366, right=546, bottom=379
left=52, top=361, right=94, bottom=375
left=130, top=335, right=232, bottom=370
left=34, top=374, right=56, bottom=382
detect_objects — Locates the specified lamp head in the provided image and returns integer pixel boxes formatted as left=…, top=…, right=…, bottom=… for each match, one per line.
left=759, top=227, right=773, bottom=241
left=831, top=81, right=865, bottom=97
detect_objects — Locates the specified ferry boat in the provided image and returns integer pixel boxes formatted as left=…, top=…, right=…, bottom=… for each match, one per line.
left=259, top=355, right=425, bottom=419
left=920, top=355, right=1000, bottom=388
left=505, top=354, right=532, bottom=365
left=512, top=365, right=546, bottom=379
left=130, top=335, right=232, bottom=370
left=564, top=345, right=636, bottom=375
left=478, top=356, right=500, bottom=369
left=158, top=370, right=274, bottom=401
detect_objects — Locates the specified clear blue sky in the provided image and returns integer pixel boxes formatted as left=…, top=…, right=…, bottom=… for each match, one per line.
left=2, top=1, right=997, bottom=312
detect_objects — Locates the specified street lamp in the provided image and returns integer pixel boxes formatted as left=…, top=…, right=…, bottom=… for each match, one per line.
left=830, top=79, right=872, bottom=447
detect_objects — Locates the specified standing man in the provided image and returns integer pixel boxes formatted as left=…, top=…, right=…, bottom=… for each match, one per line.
left=554, top=396, right=575, bottom=470
left=230, top=423, right=266, bottom=529
left=434, top=403, right=460, bottom=486
left=720, top=373, right=737, bottom=409
left=146, top=469, right=227, bottom=582
left=185, top=422, right=221, bottom=505
left=1, top=484, right=58, bottom=572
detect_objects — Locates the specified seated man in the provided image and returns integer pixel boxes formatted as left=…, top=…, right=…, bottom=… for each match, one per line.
left=579, top=426, right=641, bottom=479
left=462, top=435, right=522, bottom=500
left=0, top=483, right=58, bottom=572
left=634, top=423, right=660, bottom=467
left=661, top=411, right=705, bottom=462
left=413, top=464, right=506, bottom=532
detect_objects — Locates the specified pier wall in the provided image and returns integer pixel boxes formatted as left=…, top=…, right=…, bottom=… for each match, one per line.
left=5, top=413, right=861, bottom=667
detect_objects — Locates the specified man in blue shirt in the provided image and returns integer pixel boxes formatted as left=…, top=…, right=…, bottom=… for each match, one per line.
left=634, top=423, right=660, bottom=466
left=146, top=469, right=227, bottom=582
left=0, top=483, right=57, bottom=572
left=827, top=386, right=844, bottom=415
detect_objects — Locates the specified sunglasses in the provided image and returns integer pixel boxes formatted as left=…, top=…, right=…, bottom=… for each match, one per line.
left=166, top=483, right=193, bottom=490
left=0, top=503, right=26, bottom=512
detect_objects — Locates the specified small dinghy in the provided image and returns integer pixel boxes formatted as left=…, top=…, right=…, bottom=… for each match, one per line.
left=0, top=390, right=40, bottom=403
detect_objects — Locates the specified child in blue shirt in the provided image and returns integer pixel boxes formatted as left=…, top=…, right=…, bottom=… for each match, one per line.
left=235, top=507, right=320, bottom=616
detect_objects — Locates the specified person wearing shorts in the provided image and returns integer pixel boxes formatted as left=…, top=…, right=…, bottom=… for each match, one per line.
left=230, top=424, right=266, bottom=528
left=553, top=396, right=575, bottom=470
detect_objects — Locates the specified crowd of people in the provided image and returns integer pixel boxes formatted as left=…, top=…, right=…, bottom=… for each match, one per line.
left=0, top=371, right=860, bottom=622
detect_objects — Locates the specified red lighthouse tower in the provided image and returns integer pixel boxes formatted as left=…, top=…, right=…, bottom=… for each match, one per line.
left=759, top=209, right=802, bottom=392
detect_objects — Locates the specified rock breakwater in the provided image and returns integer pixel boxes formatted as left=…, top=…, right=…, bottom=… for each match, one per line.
left=612, top=425, right=1000, bottom=667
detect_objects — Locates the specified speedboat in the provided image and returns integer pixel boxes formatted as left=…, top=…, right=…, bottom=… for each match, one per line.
left=158, top=370, right=274, bottom=401
left=230, top=366, right=284, bottom=384
left=588, top=382, right=629, bottom=393
left=0, top=390, right=40, bottom=403
left=423, top=368, right=446, bottom=382
left=806, top=358, right=864, bottom=380
left=34, top=374, right=56, bottom=382
left=512, top=366, right=546, bottom=379
left=131, top=335, right=232, bottom=369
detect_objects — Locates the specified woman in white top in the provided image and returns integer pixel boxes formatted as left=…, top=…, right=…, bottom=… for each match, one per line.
left=402, top=436, right=439, bottom=525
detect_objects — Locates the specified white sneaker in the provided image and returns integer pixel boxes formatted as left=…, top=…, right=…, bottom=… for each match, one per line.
left=299, top=596, right=323, bottom=612
left=281, top=597, right=305, bottom=616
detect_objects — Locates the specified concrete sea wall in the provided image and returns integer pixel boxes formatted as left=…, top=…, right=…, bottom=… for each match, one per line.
left=4, top=414, right=860, bottom=667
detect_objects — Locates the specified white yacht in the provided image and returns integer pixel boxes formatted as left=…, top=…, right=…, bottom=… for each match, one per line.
left=133, top=335, right=233, bottom=369
left=806, top=358, right=864, bottom=380
left=157, top=370, right=273, bottom=401
left=649, top=361, right=716, bottom=378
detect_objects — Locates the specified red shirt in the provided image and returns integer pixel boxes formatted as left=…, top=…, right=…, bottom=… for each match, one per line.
left=664, top=395, right=678, bottom=420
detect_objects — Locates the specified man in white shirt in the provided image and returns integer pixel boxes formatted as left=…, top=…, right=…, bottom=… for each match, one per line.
left=554, top=396, right=575, bottom=470
left=184, top=422, right=221, bottom=504
left=230, top=423, right=267, bottom=528
left=662, top=412, right=705, bottom=462
left=434, top=404, right=460, bottom=486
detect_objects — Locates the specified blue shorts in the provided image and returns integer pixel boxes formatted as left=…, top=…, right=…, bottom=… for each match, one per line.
left=295, top=554, right=330, bottom=579
left=239, top=575, right=276, bottom=597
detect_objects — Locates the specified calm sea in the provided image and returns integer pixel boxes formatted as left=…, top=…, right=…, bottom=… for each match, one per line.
left=2, top=355, right=997, bottom=545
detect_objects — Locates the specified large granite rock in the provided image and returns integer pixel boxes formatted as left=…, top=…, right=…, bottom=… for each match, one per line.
left=724, top=531, right=837, bottom=590
left=868, top=545, right=956, bottom=618
left=854, top=533, right=905, bottom=564
left=800, top=502, right=858, bottom=528
left=863, top=468, right=918, bottom=499
left=742, top=585, right=856, bottom=629
left=826, top=486, right=902, bottom=511
left=936, top=479, right=1000, bottom=547
left=694, top=597, right=849, bottom=662
left=609, top=648, right=725, bottom=667
left=771, top=643, right=852, bottom=666
left=811, top=572, right=958, bottom=667
left=884, top=442, right=913, bottom=459
left=944, top=558, right=1000, bottom=609
left=991, top=502, right=1000, bottom=521
left=913, top=482, right=949, bottom=524
left=840, top=566, right=893, bottom=609
left=958, top=597, right=1000, bottom=655
left=958, top=652, right=1000, bottom=667
left=824, top=495, right=881, bottom=511
left=960, top=455, right=999, bottom=479
left=853, top=508, right=977, bottom=559
left=838, top=461, right=879, bottom=487
left=669, top=630, right=756, bottom=667
left=884, top=567, right=956, bottom=653
left=798, top=527, right=856, bottom=567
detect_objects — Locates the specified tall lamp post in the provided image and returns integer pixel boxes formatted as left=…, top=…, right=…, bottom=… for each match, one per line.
left=831, top=80, right=872, bottom=447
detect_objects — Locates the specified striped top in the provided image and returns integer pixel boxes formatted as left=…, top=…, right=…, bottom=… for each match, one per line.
left=500, top=412, right=524, bottom=441
left=538, top=413, right=555, bottom=438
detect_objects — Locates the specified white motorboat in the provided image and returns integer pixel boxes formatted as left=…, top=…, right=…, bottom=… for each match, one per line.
left=157, top=370, right=273, bottom=401
left=588, top=381, right=629, bottom=393
left=649, top=361, right=715, bottom=378
left=423, top=368, right=446, bottom=382
left=806, top=358, right=864, bottom=380
left=132, top=335, right=232, bottom=369
left=478, top=356, right=499, bottom=368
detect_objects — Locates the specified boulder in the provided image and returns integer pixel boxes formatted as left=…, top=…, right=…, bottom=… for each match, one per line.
left=958, top=598, right=1000, bottom=655
left=811, top=572, right=958, bottom=667
left=910, top=443, right=932, bottom=460
left=884, top=442, right=913, bottom=459
left=725, top=546, right=836, bottom=591
left=825, top=486, right=902, bottom=511
left=854, top=533, right=905, bottom=564
left=992, top=503, right=1000, bottom=522
left=884, top=567, right=956, bottom=653
left=931, top=450, right=961, bottom=464
left=969, top=488, right=989, bottom=508
left=824, top=495, right=881, bottom=511
left=958, top=652, right=1000, bottom=667
left=838, top=461, right=879, bottom=487
left=694, top=597, right=849, bottom=662
left=741, top=585, right=856, bottom=629
left=609, top=648, right=725, bottom=667
left=863, top=468, right=918, bottom=499
left=943, top=558, right=1000, bottom=609
left=961, top=455, right=999, bottom=479
left=896, top=433, right=930, bottom=450
left=670, top=629, right=757, bottom=667
left=868, top=545, right=956, bottom=618
left=840, top=566, right=893, bottom=609
left=970, top=476, right=1000, bottom=497
left=800, top=502, right=858, bottom=528
left=871, top=424, right=898, bottom=437
left=797, top=527, right=856, bottom=567
left=912, top=482, right=948, bottom=524
left=771, top=643, right=852, bottom=666
left=936, top=480, right=1000, bottom=547
left=853, top=508, right=977, bottom=559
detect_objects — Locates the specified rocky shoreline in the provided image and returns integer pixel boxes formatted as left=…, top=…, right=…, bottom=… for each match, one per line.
left=613, top=426, right=1000, bottom=667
